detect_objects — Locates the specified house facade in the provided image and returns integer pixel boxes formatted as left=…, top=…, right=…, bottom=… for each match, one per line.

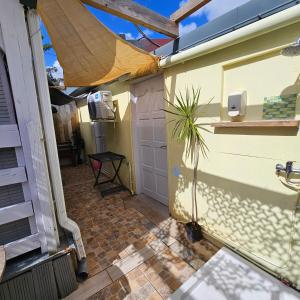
left=0, top=0, right=300, bottom=296
left=0, top=1, right=85, bottom=297
left=0, top=0, right=59, bottom=260
left=78, top=0, right=300, bottom=288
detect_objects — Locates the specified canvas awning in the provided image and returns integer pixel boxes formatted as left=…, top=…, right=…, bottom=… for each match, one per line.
left=38, top=0, right=159, bottom=87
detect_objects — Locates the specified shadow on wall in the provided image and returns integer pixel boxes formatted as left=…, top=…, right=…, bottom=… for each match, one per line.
left=281, top=74, right=300, bottom=96
left=172, top=160, right=299, bottom=267
left=164, top=70, right=300, bottom=278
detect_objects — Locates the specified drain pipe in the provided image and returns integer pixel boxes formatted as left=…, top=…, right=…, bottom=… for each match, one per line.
left=27, top=10, right=86, bottom=261
left=160, top=4, right=300, bottom=68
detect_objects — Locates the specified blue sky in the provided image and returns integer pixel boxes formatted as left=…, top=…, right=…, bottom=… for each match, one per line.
left=42, top=0, right=250, bottom=77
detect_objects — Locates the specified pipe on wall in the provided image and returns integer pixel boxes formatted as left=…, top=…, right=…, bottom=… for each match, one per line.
left=27, top=9, right=86, bottom=260
left=159, top=4, right=300, bottom=68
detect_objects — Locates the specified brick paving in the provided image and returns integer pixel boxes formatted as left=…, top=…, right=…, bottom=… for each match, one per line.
left=62, top=164, right=219, bottom=299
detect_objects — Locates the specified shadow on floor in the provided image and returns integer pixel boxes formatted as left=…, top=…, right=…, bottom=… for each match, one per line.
left=61, top=164, right=220, bottom=300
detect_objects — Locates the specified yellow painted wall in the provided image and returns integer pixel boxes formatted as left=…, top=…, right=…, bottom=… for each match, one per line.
left=79, top=21, right=300, bottom=287
left=78, top=104, right=96, bottom=155
left=164, top=22, right=300, bottom=287
left=106, top=81, right=135, bottom=191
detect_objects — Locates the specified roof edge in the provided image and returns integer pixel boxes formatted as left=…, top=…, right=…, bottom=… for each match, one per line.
left=159, top=4, right=300, bottom=69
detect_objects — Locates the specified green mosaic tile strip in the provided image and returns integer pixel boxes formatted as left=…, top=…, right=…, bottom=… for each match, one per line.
left=263, top=94, right=298, bottom=120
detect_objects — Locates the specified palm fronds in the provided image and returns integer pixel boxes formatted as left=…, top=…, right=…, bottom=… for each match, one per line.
left=163, top=87, right=209, bottom=159
left=163, top=86, right=211, bottom=224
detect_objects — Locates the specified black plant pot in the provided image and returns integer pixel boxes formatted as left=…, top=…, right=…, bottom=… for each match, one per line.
left=185, top=222, right=203, bottom=242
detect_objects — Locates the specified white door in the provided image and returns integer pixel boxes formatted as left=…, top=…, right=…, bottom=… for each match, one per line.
left=134, top=76, right=168, bottom=205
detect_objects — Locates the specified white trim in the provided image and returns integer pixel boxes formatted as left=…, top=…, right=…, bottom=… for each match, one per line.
left=0, top=202, right=33, bottom=226
left=0, top=167, right=26, bottom=187
left=26, top=121, right=59, bottom=253
left=0, top=24, right=4, bottom=52
left=130, top=88, right=142, bottom=194
left=27, top=9, right=86, bottom=259
left=0, top=0, right=58, bottom=253
left=0, top=125, right=21, bottom=148
left=4, top=234, right=40, bottom=260
left=15, top=146, right=38, bottom=237
left=159, top=4, right=300, bottom=68
left=0, top=27, right=38, bottom=241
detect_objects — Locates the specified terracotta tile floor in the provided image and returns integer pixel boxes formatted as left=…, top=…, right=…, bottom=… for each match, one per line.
left=62, top=164, right=220, bottom=299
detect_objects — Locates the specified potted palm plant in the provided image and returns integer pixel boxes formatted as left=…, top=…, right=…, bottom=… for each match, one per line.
left=164, top=87, right=211, bottom=242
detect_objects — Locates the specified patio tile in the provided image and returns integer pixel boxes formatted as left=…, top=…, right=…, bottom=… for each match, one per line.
left=61, top=165, right=220, bottom=298
left=148, top=239, right=168, bottom=253
left=88, top=268, right=163, bottom=300
left=159, top=235, right=176, bottom=247
left=192, top=239, right=219, bottom=261
left=65, top=270, right=112, bottom=300
left=107, top=246, right=155, bottom=281
left=138, top=248, right=195, bottom=299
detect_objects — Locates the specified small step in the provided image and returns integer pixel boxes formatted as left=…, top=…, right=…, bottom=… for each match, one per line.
left=170, top=248, right=300, bottom=300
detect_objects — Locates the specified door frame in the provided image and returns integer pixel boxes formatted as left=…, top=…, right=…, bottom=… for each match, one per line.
left=130, top=73, right=169, bottom=204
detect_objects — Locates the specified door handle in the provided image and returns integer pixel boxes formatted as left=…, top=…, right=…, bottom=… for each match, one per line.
left=160, top=145, right=167, bottom=149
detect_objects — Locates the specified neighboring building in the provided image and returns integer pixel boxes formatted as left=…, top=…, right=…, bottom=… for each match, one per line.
left=118, top=33, right=173, bottom=53
left=128, top=38, right=173, bottom=53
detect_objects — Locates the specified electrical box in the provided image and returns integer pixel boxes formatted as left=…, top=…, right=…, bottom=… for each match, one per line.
left=87, top=91, right=115, bottom=121
left=228, top=91, right=247, bottom=118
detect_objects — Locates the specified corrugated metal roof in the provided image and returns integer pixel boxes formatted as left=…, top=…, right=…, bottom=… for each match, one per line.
left=154, top=0, right=300, bottom=57
left=129, top=38, right=173, bottom=52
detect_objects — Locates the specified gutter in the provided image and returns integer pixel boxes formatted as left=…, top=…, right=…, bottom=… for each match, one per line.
left=159, top=4, right=300, bottom=68
left=27, top=10, right=86, bottom=261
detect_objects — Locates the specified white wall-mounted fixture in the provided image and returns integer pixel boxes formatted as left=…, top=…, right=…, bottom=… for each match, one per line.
left=87, top=91, right=115, bottom=120
left=228, top=91, right=247, bottom=118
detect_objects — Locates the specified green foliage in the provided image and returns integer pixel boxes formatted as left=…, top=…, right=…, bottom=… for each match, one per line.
left=164, top=86, right=213, bottom=224
left=43, top=43, right=53, bottom=52
left=42, top=34, right=52, bottom=52
left=163, top=87, right=211, bottom=159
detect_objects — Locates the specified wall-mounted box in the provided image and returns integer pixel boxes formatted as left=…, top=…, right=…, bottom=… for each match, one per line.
left=87, top=91, right=115, bottom=121
left=228, top=91, right=247, bottom=118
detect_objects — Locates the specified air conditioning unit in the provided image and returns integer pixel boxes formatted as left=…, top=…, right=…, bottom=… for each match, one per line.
left=87, top=91, right=115, bottom=121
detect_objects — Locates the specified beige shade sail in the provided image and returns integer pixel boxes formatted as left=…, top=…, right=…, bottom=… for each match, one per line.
left=38, top=0, right=159, bottom=87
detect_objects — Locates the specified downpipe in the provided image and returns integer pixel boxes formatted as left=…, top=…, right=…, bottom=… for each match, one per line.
left=27, top=10, right=86, bottom=262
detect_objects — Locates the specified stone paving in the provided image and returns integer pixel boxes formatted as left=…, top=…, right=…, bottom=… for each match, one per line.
left=62, top=164, right=220, bottom=299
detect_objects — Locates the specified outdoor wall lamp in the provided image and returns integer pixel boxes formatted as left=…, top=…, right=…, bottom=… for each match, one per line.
left=281, top=37, right=300, bottom=56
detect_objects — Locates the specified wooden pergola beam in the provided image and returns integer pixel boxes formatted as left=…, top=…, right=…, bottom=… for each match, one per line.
left=81, top=0, right=179, bottom=38
left=171, top=0, right=211, bottom=23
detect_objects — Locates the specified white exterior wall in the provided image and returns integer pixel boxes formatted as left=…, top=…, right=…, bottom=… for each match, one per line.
left=0, top=0, right=59, bottom=259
